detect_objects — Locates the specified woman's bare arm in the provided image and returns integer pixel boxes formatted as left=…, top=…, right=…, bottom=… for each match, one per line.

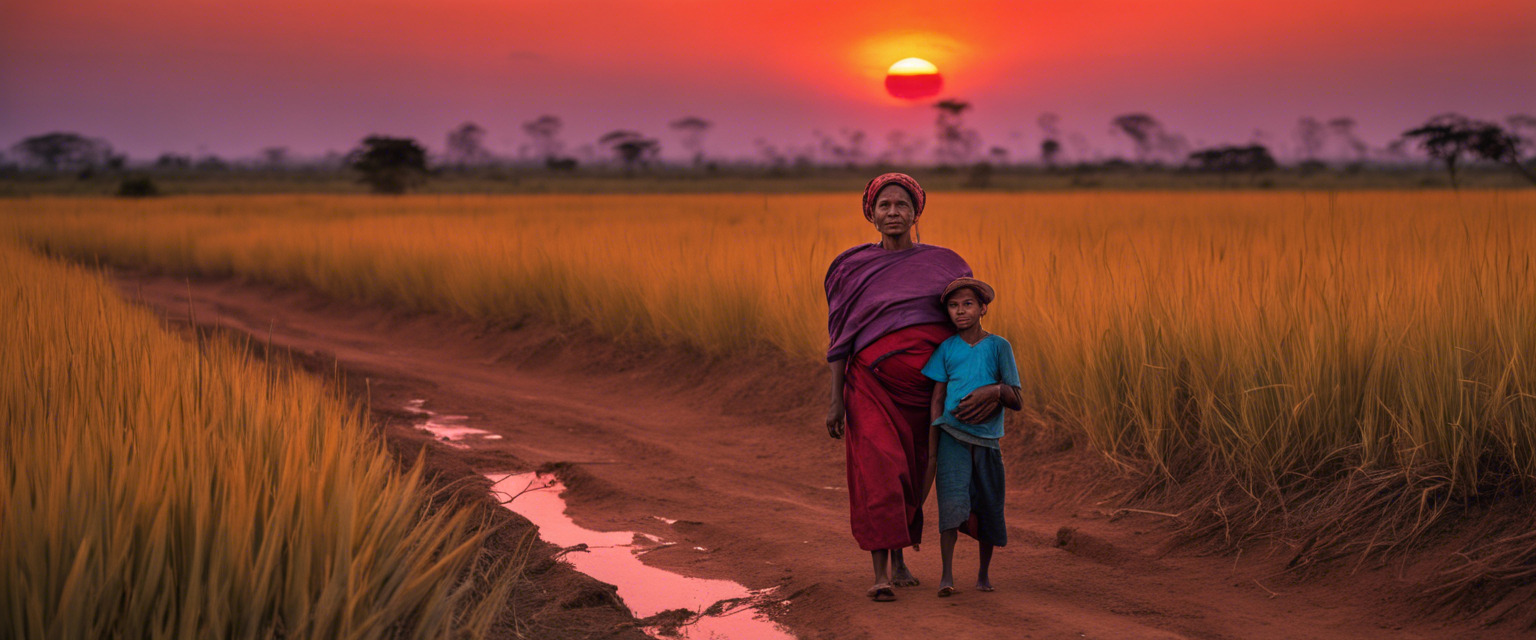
left=930, top=381, right=947, bottom=425
left=920, top=424, right=939, bottom=506
left=919, top=382, right=946, bottom=504
left=826, top=359, right=847, bottom=438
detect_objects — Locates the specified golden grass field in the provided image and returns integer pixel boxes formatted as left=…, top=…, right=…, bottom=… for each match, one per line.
left=4, top=190, right=1534, bottom=583
left=0, top=241, right=515, bottom=638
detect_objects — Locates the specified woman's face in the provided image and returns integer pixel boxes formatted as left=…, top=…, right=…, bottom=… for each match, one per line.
left=869, top=184, right=916, bottom=238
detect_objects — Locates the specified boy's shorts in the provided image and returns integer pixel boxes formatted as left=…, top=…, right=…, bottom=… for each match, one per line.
left=935, top=428, right=1008, bottom=546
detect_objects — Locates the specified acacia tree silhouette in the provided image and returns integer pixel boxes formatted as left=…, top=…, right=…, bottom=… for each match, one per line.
left=1187, top=145, right=1277, bottom=173
left=1040, top=139, right=1062, bottom=168
left=1295, top=117, right=1327, bottom=163
left=260, top=146, right=290, bottom=168
left=1467, top=122, right=1535, bottom=185
left=1110, top=114, right=1185, bottom=164
left=933, top=99, right=978, bottom=166
left=1508, top=114, right=1536, bottom=153
left=1326, top=117, right=1368, bottom=163
left=11, top=132, right=115, bottom=171
left=598, top=130, right=658, bottom=175
left=523, top=115, right=564, bottom=164
left=348, top=136, right=428, bottom=194
left=1400, top=113, right=1535, bottom=188
left=445, top=122, right=490, bottom=167
left=1037, top=112, right=1062, bottom=168
left=668, top=117, right=712, bottom=167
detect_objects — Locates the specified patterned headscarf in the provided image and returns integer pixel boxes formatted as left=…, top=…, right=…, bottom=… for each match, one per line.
left=861, top=173, right=926, bottom=221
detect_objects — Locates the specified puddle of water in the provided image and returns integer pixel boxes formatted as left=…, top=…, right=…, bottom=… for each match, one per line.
left=403, top=399, right=503, bottom=447
left=489, top=472, right=794, bottom=640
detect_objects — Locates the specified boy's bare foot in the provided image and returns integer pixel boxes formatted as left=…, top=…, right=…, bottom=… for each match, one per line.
left=937, top=586, right=956, bottom=597
left=867, top=584, right=896, bottom=602
left=891, top=566, right=920, bottom=587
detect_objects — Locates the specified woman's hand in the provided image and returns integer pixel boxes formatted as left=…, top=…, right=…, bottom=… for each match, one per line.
left=826, top=397, right=846, bottom=439
left=953, top=385, right=1004, bottom=424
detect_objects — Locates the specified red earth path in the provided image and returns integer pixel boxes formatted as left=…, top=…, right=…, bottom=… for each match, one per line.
left=115, top=272, right=1506, bottom=640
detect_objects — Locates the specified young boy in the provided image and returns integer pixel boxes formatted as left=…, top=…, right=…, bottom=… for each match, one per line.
left=920, top=276, right=1022, bottom=597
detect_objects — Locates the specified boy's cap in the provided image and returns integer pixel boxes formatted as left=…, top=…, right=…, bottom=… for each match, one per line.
left=941, top=277, right=995, bottom=304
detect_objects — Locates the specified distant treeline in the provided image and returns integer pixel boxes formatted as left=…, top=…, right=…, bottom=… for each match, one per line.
left=4, top=107, right=1534, bottom=194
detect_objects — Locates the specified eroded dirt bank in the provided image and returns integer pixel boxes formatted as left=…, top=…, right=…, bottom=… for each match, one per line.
left=114, top=272, right=1514, bottom=639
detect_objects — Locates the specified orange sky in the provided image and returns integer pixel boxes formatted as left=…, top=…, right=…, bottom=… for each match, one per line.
left=2, top=0, right=1532, bottom=161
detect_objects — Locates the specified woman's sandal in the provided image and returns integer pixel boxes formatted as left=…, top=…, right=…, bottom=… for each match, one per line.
left=937, top=586, right=956, bottom=597
left=867, top=584, right=897, bottom=602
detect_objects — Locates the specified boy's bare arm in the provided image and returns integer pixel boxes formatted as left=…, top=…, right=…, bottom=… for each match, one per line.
left=999, top=384, right=1023, bottom=411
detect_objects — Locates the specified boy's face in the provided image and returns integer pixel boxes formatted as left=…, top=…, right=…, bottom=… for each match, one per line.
left=945, top=288, right=986, bottom=330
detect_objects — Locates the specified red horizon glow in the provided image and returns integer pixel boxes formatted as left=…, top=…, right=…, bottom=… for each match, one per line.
left=1, top=0, right=1531, bottom=160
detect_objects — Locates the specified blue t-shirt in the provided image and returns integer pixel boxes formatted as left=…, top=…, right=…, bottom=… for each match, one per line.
left=920, top=334, right=1021, bottom=442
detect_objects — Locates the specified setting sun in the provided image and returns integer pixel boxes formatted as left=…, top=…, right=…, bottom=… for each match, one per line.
left=887, top=57, right=938, bottom=75
left=884, top=57, right=943, bottom=100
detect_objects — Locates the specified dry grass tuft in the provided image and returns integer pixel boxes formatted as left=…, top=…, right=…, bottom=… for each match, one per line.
left=0, top=241, right=515, bottom=638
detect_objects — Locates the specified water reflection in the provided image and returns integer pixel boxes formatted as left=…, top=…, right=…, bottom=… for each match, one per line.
left=403, top=399, right=503, bottom=447
left=489, top=472, right=794, bottom=640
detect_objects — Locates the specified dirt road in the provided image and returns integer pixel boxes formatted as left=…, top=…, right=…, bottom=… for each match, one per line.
left=115, top=273, right=1497, bottom=639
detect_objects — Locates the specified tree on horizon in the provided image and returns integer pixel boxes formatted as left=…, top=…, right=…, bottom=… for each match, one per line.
left=445, top=122, right=491, bottom=167
left=934, top=99, right=979, bottom=166
left=523, top=115, right=565, bottom=163
left=1327, top=117, right=1368, bottom=163
left=598, top=130, right=659, bottom=175
left=1295, top=117, right=1326, bottom=163
left=348, top=136, right=428, bottom=194
left=261, top=146, right=290, bottom=168
left=668, top=116, right=712, bottom=167
left=11, top=132, right=116, bottom=172
left=1398, top=114, right=1535, bottom=188
left=1110, top=114, right=1186, bottom=164
left=1037, top=112, right=1063, bottom=167
left=1040, top=139, right=1062, bottom=168
left=1187, top=144, right=1277, bottom=174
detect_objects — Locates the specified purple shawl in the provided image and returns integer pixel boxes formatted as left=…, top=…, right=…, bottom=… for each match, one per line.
left=825, top=243, right=972, bottom=362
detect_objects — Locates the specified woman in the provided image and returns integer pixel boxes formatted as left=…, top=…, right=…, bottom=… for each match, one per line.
left=824, top=173, right=1001, bottom=602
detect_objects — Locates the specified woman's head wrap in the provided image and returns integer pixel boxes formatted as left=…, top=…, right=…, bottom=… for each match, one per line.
left=862, top=173, right=926, bottom=221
